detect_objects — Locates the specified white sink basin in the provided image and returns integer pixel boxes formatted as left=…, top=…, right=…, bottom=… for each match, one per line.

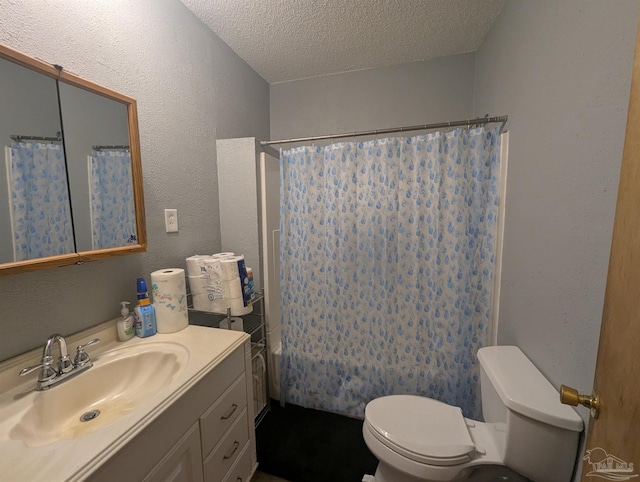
left=10, top=341, right=189, bottom=447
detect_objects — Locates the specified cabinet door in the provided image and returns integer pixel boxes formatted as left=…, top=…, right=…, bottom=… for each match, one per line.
left=144, top=422, right=204, bottom=482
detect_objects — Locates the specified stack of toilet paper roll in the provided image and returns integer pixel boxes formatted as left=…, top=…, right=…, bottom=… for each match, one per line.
left=150, top=268, right=189, bottom=333
left=186, top=252, right=253, bottom=316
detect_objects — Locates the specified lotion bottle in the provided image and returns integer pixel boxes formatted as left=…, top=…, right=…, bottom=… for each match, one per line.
left=117, top=301, right=135, bottom=341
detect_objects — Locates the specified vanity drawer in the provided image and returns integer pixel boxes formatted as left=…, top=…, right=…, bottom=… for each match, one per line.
left=200, top=373, right=247, bottom=457
left=203, top=408, right=249, bottom=482
left=221, top=443, right=252, bottom=482
left=204, top=347, right=245, bottom=405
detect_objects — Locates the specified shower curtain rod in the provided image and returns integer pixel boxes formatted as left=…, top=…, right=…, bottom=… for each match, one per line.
left=10, top=135, right=61, bottom=142
left=92, top=145, right=130, bottom=150
left=260, top=115, right=508, bottom=147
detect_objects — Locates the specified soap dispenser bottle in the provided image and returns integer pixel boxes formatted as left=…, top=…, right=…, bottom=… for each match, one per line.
left=117, top=301, right=135, bottom=341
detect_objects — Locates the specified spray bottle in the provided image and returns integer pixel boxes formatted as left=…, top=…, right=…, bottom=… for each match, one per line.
left=134, top=277, right=157, bottom=338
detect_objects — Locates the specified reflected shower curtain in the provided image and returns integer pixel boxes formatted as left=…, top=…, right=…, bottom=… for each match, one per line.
left=280, top=127, right=501, bottom=418
left=6, top=142, right=74, bottom=261
left=89, top=150, right=136, bottom=249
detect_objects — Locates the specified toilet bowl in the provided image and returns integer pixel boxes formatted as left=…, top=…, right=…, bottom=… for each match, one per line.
left=363, top=346, right=584, bottom=482
left=363, top=395, right=511, bottom=482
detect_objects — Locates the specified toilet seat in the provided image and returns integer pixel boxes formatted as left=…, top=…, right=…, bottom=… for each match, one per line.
left=365, top=395, right=476, bottom=466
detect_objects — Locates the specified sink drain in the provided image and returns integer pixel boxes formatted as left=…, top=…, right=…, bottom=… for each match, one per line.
left=79, top=410, right=101, bottom=422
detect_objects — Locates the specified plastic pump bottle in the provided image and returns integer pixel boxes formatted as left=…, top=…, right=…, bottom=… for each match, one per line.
left=134, top=277, right=157, bottom=338
left=117, top=301, right=136, bottom=341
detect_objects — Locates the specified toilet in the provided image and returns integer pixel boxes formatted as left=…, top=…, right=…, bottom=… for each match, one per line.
left=363, top=346, right=584, bottom=482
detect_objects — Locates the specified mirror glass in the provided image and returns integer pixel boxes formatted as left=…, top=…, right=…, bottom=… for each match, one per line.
left=58, top=83, right=136, bottom=252
left=0, top=56, right=74, bottom=264
left=0, top=43, right=146, bottom=274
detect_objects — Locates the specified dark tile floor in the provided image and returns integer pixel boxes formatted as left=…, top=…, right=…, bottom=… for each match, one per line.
left=256, top=400, right=378, bottom=482
left=253, top=471, right=291, bottom=482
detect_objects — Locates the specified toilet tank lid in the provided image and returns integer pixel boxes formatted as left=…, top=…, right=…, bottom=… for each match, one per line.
left=477, top=346, right=583, bottom=432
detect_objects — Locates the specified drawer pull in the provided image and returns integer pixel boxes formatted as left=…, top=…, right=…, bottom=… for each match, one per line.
left=223, top=441, right=240, bottom=460
left=236, top=478, right=243, bottom=482
left=221, top=403, right=238, bottom=420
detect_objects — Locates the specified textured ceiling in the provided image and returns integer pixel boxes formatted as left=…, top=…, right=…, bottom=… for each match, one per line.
left=181, top=0, right=506, bottom=84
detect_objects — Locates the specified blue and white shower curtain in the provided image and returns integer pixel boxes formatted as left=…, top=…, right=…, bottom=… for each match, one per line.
left=89, top=150, right=137, bottom=249
left=6, top=142, right=74, bottom=261
left=280, top=127, right=501, bottom=419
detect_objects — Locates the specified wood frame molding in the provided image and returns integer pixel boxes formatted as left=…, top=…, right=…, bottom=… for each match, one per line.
left=0, top=43, right=147, bottom=275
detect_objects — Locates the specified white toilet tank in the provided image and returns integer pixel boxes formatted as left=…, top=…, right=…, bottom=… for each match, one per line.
left=477, top=346, right=584, bottom=482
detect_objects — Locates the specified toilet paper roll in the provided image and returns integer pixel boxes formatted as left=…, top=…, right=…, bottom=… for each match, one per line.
left=192, top=293, right=228, bottom=314
left=203, top=258, right=225, bottom=287
left=188, top=275, right=209, bottom=295
left=208, top=280, right=227, bottom=300
left=186, top=253, right=234, bottom=279
left=228, top=278, right=244, bottom=299
left=192, top=292, right=212, bottom=312
left=202, top=258, right=225, bottom=295
left=185, top=255, right=210, bottom=278
left=220, top=255, right=245, bottom=280
left=151, top=268, right=189, bottom=334
left=211, top=251, right=235, bottom=259
left=220, top=256, right=251, bottom=307
left=229, top=297, right=252, bottom=316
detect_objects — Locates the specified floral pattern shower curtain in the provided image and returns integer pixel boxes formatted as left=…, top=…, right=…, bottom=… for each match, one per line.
left=6, top=142, right=74, bottom=261
left=280, top=127, right=501, bottom=418
left=89, top=149, right=137, bottom=249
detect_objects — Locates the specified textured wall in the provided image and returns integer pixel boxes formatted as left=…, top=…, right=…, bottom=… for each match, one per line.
left=0, top=0, right=269, bottom=360
left=182, top=0, right=504, bottom=83
left=270, top=53, right=476, bottom=140
left=216, top=138, right=262, bottom=292
left=474, top=0, right=638, bottom=427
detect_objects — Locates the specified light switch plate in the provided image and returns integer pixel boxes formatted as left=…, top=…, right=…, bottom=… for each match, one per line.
left=164, top=209, right=178, bottom=233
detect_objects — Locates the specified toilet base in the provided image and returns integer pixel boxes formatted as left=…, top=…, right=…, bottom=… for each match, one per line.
left=364, top=463, right=530, bottom=482
left=373, top=462, right=473, bottom=482
left=375, top=462, right=434, bottom=482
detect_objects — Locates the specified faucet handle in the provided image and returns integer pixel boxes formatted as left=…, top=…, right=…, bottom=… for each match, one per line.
left=74, top=338, right=100, bottom=367
left=19, top=356, right=56, bottom=382
left=77, top=338, right=100, bottom=351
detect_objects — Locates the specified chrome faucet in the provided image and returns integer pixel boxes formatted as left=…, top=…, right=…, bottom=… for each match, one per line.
left=19, top=334, right=100, bottom=391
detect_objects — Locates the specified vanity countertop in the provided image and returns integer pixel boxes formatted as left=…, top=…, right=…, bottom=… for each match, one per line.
left=0, top=322, right=248, bottom=481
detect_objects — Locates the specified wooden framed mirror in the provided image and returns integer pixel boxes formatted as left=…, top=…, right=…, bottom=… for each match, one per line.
left=0, top=43, right=146, bottom=275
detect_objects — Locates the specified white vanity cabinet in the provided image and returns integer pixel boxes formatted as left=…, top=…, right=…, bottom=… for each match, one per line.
left=88, top=340, right=256, bottom=482
left=145, top=422, right=204, bottom=482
